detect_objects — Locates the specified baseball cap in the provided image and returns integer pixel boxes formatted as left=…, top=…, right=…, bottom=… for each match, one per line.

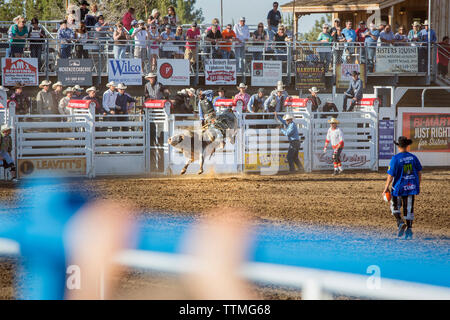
left=131, top=20, right=138, bottom=26
left=192, top=22, right=197, bottom=27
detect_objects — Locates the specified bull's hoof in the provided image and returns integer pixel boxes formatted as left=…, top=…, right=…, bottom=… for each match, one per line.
left=180, top=169, right=187, bottom=175
left=197, top=169, right=204, bottom=175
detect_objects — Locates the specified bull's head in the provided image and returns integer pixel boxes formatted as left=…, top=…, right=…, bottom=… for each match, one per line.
left=168, top=133, right=184, bottom=147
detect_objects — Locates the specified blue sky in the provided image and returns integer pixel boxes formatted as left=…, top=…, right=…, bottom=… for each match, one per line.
left=196, top=0, right=326, bottom=33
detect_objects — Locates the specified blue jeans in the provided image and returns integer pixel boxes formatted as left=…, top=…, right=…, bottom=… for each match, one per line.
left=268, top=26, right=278, bottom=41
left=234, top=45, right=245, bottom=72
left=220, top=49, right=231, bottom=59
left=114, top=45, right=127, bottom=59
left=60, top=45, right=72, bottom=59
left=0, top=150, right=14, bottom=166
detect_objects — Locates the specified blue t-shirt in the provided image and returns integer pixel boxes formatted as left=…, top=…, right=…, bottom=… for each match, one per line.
left=387, top=152, right=422, bottom=196
left=342, top=28, right=356, bottom=42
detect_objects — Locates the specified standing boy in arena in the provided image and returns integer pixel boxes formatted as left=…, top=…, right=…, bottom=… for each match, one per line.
left=323, top=117, right=344, bottom=175
left=383, top=136, right=422, bottom=240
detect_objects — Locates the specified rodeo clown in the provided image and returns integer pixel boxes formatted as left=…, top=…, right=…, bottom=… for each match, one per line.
left=323, top=117, right=344, bottom=175
left=382, top=136, right=422, bottom=240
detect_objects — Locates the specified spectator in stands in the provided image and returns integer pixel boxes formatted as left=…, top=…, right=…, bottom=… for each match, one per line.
left=75, top=22, right=89, bottom=59
left=83, top=87, right=104, bottom=115
left=342, top=71, right=363, bottom=112
left=394, top=26, right=408, bottom=44
left=267, top=2, right=281, bottom=41
left=90, top=3, right=102, bottom=19
left=355, top=21, right=367, bottom=43
left=94, top=15, right=112, bottom=39
left=122, top=7, right=135, bottom=31
left=234, top=17, right=250, bottom=73
left=167, top=6, right=178, bottom=30
left=364, top=23, right=380, bottom=72
left=58, top=87, right=74, bottom=115
left=206, top=18, right=221, bottom=33
left=67, top=8, right=78, bottom=30
left=6, top=16, right=21, bottom=58
left=28, top=18, right=46, bottom=70
left=10, top=17, right=28, bottom=57
left=144, top=72, right=170, bottom=100
left=213, top=87, right=227, bottom=106
left=0, top=125, right=17, bottom=181
left=113, top=22, right=130, bottom=59
left=160, top=24, right=176, bottom=59
left=317, top=23, right=332, bottom=73
left=307, top=87, right=321, bottom=113
left=330, top=18, right=341, bottom=42
left=174, top=26, right=185, bottom=59
left=159, top=16, right=170, bottom=34
left=233, top=83, right=250, bottom=112
left=333, top=26, right=346, bottom=64
left=148, top=9, right=161, bottom=28
left=51, top=82, right=64, bottom=107
left=148, top=23, right=161, bottom=72
left=220, top=24, right=236, bottom=60
left=79, top=1, right=90, bottom=22
left=437, top=36, right=449, bottom=78
left=418, top=20, right=437, bottom=72
left=273, top=24, right=291, bottom=63
left=0, top=86, right=8, bottom=109
left=37, top=80, right=56, bottom=115
left=115, top=83, right=136, bottom=130
left=342, top=20, right=356, bottom=63
left=379, top=24, right=395, bottom=46
left=185, top=22, right=201, bottom=69
left=10, top=83, right=30, bottom=115
left=206, top=24, right=223, bottom=58
left=264, top=83, right=286, bottom=116
left=57, top=20, right=75, bottom=59
left=252, top=23, right=268, bottom=61
left=132, top=20, right=148, bottom=70
left=247, top=88, right=266, bottom=113
left=408, top=21, right=422, bottom=44
left=102, top=81, right=118, bottom=115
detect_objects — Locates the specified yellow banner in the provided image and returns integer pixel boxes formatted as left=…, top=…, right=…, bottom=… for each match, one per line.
left=244, top=152, right=304, bottom=172
left=18, top=158, right=87, bottom=178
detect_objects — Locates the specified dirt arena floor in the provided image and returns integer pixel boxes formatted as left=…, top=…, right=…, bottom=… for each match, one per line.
left=0, top=169, right=449, bottom=299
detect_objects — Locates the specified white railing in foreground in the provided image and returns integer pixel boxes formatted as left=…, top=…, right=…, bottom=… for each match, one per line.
left=1, top=238, right=449, bottom=300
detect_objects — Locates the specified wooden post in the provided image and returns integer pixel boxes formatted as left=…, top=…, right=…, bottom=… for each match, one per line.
left=388, top=6, right=394, bottom=26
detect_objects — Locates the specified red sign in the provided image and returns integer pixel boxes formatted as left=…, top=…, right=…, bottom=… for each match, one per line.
left=214, top=99, right=235, bottom=107
left=205, top=70, right=236, bottom=83
left=1, top=58, right=38, bottom=86
left=357, top=98, right=380, bottom=108
left=284, top=97, right=309, bottom=108
left=159, top=63, right=173, bottom=79
left=67, top=100, right=92, bottom=109
left=144, top=99, right=172, bottom=109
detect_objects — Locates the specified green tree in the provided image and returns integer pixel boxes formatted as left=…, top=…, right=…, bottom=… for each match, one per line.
left=25, top=0, right=65, bottom=21
left=0, top=0, right=24, bottom=21
left=298, top=13, right=332, bottom=42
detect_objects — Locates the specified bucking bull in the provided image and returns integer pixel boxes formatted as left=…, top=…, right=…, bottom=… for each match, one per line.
left=168, top=111, right=239, bottom=175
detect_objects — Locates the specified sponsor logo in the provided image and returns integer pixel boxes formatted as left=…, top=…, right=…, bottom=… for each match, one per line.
left=160, top=63, right=173, bottom=79
left=109, top=60, right=141, bottom=76
left=206, top=70, right=236, bottom=82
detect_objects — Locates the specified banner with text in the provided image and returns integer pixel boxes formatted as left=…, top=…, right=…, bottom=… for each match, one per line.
left=313, top=151, right=371, bottom=170
left=1, top=57, right=38, bottom=86
left=157, top=59, right=190, bottom=86
left=18, top=157, right=87, bottom=178
left=336, top=63, right=365, bottom=89
left=204, top=59, right=236, bottom=85
left=245, top=152, right=305, bottom=172
left=295, top=61, right=325, bottom=90
left=251, top=60, right=282, bottom=87
left=375, top=47, right=418, bottom=73
left=379, top=120, right=395, bottom=160
left=108, top=59, right=142, bottom=85
left=57, top=59, right=93, bottom=86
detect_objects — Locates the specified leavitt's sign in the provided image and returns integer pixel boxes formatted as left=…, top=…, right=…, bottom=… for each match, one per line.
left=18, top=158, right=87, bottom=178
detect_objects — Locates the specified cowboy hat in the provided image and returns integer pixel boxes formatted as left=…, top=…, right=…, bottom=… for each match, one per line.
left=423, top=20, right=429, bottom=26
left=258, top=88, right=265, bottom=94
left=412, top=21, right=421, bottom=27
left=309, top=87, right=319, bottom=93
left=276, top=80, right=285, bottom=88
left=276, top=83, right=285, bottom=92
left=137, top=20, right=145, bottom=24
left=237, top=83, right=248, bottom=89
left=106, top=81, right=117, bottom=87
left=13, top=83, right=24, bottom=89
left=283, top=114, right=294, bottom=121
left=394, top=136, right=413, bottom=147
left=73, top=85, right=83, bottom=91
left=186, top=88, right=196, bottom=95
left=1, top=124, right=11, bottom=133
left=117, top=83, right=127, bottom=90
left=328, top=117, right=339, bottom=124
left=52, top=81, right=63, bottom=89
left=0, top=86, right=9, bottom=92
left=86, top=86, right=97, bottom=93
left=63, top=87, right=74, bottom=94
left=144, top=72, right=157, bottom=79
left=39, top=80, right=52, bottom=88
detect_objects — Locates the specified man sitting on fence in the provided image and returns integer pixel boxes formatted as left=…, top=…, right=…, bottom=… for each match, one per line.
left=265, top=82, right=288, bottom=121
left=247, top=88, right=266, bottom=113
left=83, top=87, right=105, bottom=115
left=342, top=71, right=363, bottom=112
left=306, top=87, right=321, bottom=113
left=0, top=125, right=17, bottom=182
left=51, top=82, right=64, bottom=109
left=58, top=87, right=74, bottom=115
left=144, top=73, right=170, bottom=100
left=37, top=80, right=57, bottom=115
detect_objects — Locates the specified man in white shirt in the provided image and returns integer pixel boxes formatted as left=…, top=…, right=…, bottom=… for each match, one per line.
left=233, top=17, right=250, bottom=73
left=102, top=81, right=118, bottom=114
left=323, top=117, right=344, bottom=175
left=132, top=20, right=148, bottom=67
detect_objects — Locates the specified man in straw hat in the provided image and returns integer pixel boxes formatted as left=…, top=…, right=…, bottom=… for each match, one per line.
left=10, top=83, right=30, bottom=115
left=102, top=81, right=118, bottom=115
left=37, top=80, right=56, bottom=114
left=382, top=136, right=422, bottom=240
left=58, top=87, right=74, bottom=115
left=144, top=72, right=169, bottom=100
left=115, top=83, right=136, bottom=131
left=83, top=87, right=104, bottom=115
left=323, top=117, right=344, bottom=175
left=51, top=81, right=64, bottom=107
left=264, top=82, right=287, bottom=121
left=0, top=124, right=17, bottom=181
left=234, top=83, right=250, bottom=112
left=307, top=86, right=321, bottom=113
left=342, top=70, right=362, bottom=112
left=274, top=112, right=303, bottom=173
left=0, top=86, right=9, bottom=108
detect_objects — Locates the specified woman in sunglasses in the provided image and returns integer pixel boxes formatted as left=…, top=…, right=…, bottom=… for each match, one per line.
left=251, top=23, right=268, bottom=60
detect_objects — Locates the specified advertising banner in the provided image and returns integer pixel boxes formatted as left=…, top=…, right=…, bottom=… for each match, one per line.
left=245, top=152, right=305, bottom=172
left=57, top=59, right=93, bottom=86
left=295, top=61, right=325, bottom=90
left=375, top=47, right=418, bottom=73
left=18, top=157, right=87, bottom=178
left=251, top=60, right=282, bottom=87
left=379, top=120, right=395, bottom=160
left=336, top=63, right=365, bottom=89
left=204, top=59, right=236, bottom=85
left=157, top=59, right=190, bottom=86
left=108, top=59, right=142, bottom=85
left=1, top=58, right=38, bottom=86
left=313, top=151, right=371, bottom=170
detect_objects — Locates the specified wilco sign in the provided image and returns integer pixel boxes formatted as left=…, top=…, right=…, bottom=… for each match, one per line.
left=313, top=151, right=371, bottom=169
left=18, top=158, right=87, bottom=178
left=108, top=59, right=142, bottom=85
